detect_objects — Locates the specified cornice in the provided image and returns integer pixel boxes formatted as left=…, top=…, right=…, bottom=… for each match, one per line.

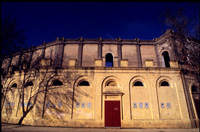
left=2, top=29, right=174, bottom=58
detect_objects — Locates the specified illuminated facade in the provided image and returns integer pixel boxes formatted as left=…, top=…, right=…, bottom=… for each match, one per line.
left=1, top=29, right=199, bottom=128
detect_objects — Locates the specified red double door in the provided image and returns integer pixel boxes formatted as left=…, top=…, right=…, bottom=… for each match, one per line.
left=105, top=101, right=121, bottom=127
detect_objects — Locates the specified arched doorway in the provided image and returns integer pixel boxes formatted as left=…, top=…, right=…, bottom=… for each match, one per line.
left=102, top=76, right=123, bottom=127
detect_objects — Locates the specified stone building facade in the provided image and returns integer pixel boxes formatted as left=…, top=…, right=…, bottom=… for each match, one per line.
left=1, top=29, right=199, bottom=128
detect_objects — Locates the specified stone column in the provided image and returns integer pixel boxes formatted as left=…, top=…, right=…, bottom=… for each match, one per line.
left=28, top=46, right=35, bottom=68
left=136, top=44, right=142, bottom=67
left=77, top=37, right=84, bottom=67
left=169, top=36, right=178, bottom=61
left=60, top=43, right=65, bottom=68
left=117, top=37, right=122, bottom=67
left=154, top=45, right=160, bottom=67
left=53, top=37, right=65, bottom=67
left=97, top=37, right=103, bottom=59
left=7, top=55, right=13, bottom=73
left=42, top=42, right=46, bottom=59
left=18, top=49, right=23, bottom=67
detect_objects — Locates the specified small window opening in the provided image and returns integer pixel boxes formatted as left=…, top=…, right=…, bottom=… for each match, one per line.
left=25, top=81, right=33, bottom=87
left=52, top=80, right=63, bottom=86
left=106, top=53, right=113, bottom=67
left=160, top=81, right=169, bottom=86
left=107, top=81, right=117, bottom=86
left=12, top=83, right=17, bottom=88
left=192, top=85, right=198, bottom=92
left=79, top=81, right=90, bottom=86
left=162, top=51, right=170, bottom=67
left=134, top=81, right=144, bottom=86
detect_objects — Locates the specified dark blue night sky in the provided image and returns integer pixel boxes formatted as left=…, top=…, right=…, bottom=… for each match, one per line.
left=1, top=2, right=199, bottom=47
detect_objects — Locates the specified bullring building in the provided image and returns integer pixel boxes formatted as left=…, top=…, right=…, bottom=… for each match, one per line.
left=1, top=29, right=199, bottom=128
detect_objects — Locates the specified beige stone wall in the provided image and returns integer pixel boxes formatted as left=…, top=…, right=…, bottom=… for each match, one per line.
left=21, top=52, right=31, bottom=63
left=45, top=46, right=55, bottom=60
left=2, top=58, right=10, bottom=70
left=2, top=30, right=197, bottom=128
left=122, top=45, right=138, bottom=67
left=2, top=39, right=176, bottom=69
left=11, top=55, right=20, bottom=66
left=31, top=49, right=43, bottom=67
left=140, top=45, right=157, bottom=67
left=82, top=44, right=98, bottom=67
left=1, top=68, right=192, bottom=128
left=62, top=44, right=79, bottom=67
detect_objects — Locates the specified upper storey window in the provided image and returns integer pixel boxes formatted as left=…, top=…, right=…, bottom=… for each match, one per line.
left=78, top=81, right=90, bottom=86
left=162, top=51, right=170, bottom=67
left=52, top=80, right=63, bottom=86
left=25, top=81, right=33, bottom=87
left=12, top=83, right=17, bottom=88
left=160, top=81, right=170, bottom=86
left=134, top=81, right=144, bottom=86
left=106, top=81, right=117, bottom=86
left=106, top=53, right=113, bottom=67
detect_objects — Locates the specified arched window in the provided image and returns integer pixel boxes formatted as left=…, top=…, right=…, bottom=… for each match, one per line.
left=192, top=85, right=198, bottom=92
left=78, top=81, right=90, bottom=86
left=52, top=80, right=63, bottom=86
left=162, top=51, right=170, bottom=67
left=106, top=81, right=117, bottom=86
left=25, top=81, right=33, bottom=87
left=105, top=53, right=113, bottom=67
left=134, top=81, right=144, bottom=86
left=160, top=81, right=169, bottom=86
left=11, top=83, right=17, bottom=88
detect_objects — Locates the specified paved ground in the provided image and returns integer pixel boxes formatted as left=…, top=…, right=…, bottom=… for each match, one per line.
left=1, top=123, right=199, bottom=132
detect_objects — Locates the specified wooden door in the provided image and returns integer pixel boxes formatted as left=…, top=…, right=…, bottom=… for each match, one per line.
left=105, top=101, right=121, bottom=127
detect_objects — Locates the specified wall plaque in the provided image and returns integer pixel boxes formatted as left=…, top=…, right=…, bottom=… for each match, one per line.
left=58, top=101, right=62, bottom=107
left=166, top=102, right=171, bottom=108
left=161, top=102, right=165, bottom=108
left=87, top=102, right=92, bottom=108
left=75, top=102, right=80, bottom=108
left=133, top=102, right=137, bottom=108
left=81, top=102, right=85, bottom=108
left=46, top=101, right=50, bottom=108
left=145, top=102, right=149, bottom=108
left=139, top=102, right=143, bottom=108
